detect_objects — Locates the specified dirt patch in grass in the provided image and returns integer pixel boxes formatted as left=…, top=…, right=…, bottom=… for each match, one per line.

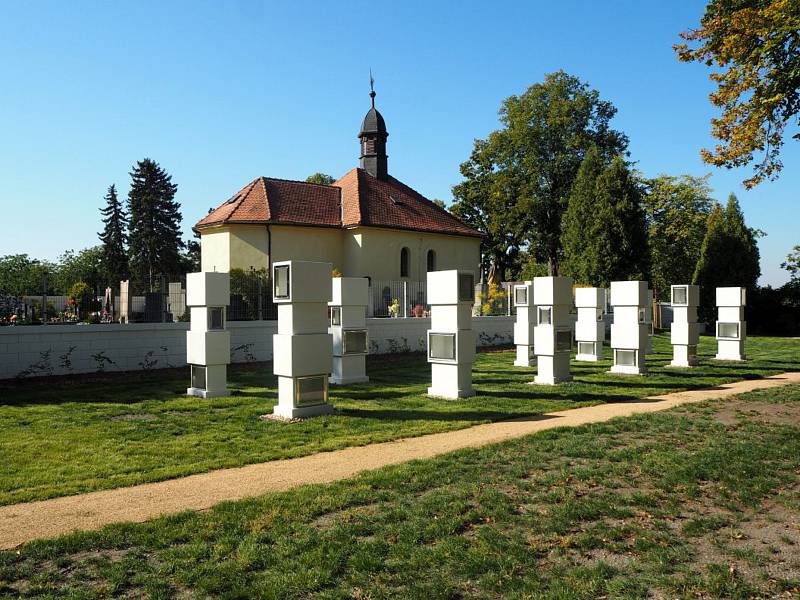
left=712, top=399, right=800, bottom=426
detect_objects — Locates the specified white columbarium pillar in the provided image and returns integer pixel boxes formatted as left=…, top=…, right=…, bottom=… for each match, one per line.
left=575, top=287, right=606, bottom=362
left=609, top=280, right=649, bottom=375
left=512, top=280, right=536, bottom=367
left=715, top=287, right=746, bottom=361
left=186, top=272, right=231, bottom=398
left=426, top=270, right=476, bottom=398
left=329, top=277, right=369, bottom=384
left=669, top=284, right=700, bottom=367
left=532, top=276, right=574, bottom=384
left=272, top=260, right=334, bottom=419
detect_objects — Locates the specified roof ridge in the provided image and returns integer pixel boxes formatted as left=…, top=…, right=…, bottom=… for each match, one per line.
left=257, top=177, right=272, bottom=221
left=262, top=175, right=342, bottom=189
left=225, top=178, right=260, bottom=222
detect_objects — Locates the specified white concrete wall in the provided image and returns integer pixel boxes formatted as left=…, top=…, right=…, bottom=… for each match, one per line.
left=0, top=316, right=514, bottom=380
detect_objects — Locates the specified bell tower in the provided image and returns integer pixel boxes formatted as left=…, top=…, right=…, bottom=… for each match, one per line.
left=358, top=75, right=388, bottom=180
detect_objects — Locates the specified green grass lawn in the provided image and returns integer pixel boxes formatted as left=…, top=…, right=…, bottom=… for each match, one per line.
left=0, top=333, right=798, bottom=506
left=2, top=381, right=799, bottom=598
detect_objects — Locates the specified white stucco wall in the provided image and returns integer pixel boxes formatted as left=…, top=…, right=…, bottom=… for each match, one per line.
left=200, top=223, right=481, bottom=282
left=344, top=227, right=481, bottom=280
left=0, top=316, right=513, bottom=380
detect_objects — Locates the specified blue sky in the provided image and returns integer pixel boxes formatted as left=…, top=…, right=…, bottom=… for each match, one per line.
left=0, top=1, right=797, bottom=286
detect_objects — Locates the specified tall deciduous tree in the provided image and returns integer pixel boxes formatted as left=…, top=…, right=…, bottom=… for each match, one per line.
left=560, top=145, right=606, bottom=284
left=643, top=174, right=714, bottom=299
left=675, top=0, right=800, bottom=188
left=589, top=157, right=650, bottom=286
left=52, top=247, right=105, bottom=296
left=452, top=71, right=629, bottom=279
left=98, top=184, right=129, bottom=285
left=451, top=139, right=524, bottom=283
left=0, top=255, right=54, bottom=296
left=127, top=159, right=183, bottom=289
left=693, top=194, right=761, bottom=320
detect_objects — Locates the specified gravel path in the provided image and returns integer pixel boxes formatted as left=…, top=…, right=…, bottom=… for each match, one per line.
left=2, top=372, right=799, bottom=550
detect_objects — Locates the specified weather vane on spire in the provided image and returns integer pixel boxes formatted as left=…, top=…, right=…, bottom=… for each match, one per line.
left=369, top=68, right=376, bottom=107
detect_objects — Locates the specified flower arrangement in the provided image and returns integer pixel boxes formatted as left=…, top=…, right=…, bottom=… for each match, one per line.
left=388, top=298, right=400, bottom=318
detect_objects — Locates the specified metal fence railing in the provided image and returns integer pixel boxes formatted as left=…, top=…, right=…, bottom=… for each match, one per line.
left=370, top=280, right=429, bottom=318
left=3, top=274, right=528, bottom=325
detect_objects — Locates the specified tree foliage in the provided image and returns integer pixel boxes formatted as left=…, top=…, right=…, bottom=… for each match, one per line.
left=586, top=157, right=650, bottom=286
left=305, top=173, right=336, bottom=185
left=451, top=71, right=629, bottom=280
left=675, top=0, right=800, bottom=188
left=0, top=255, right=54, bottom=297
left=51, top=247, right=105, bottom=295
left=643, top=174, right=714, bottom=299
left=693, top=193, right=761, bottom=319
left=782, top=244, right=800, bottom=281
left=127, top=159, right=183, bottom=288
left=98, top=184, right=129, bottom=284
left=560, top=145, right=606, bottom=284
left=451, top=138, right=525, bottom=283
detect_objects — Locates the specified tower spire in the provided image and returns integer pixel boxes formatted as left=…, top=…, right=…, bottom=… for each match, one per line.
left=369, top=69, right=375, bottom=108
left=359, top=71, right=388, bottom=180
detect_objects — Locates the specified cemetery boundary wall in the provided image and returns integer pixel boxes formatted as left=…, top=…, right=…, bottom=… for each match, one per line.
left=0, top=317, right=514, bottom=380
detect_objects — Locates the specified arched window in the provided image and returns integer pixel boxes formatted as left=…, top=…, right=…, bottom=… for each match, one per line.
left=426, top=249, right=436, bottom=272
left=400, top=247, right=410, bottom=278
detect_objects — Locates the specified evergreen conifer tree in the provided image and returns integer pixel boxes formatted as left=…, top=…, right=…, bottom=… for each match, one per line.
left=693, top=194, right=761, bottom=321
left=588, top=157, right=650, bottom=286
left=98, top=184, right=129, bottom=285
left=127, top=159, right=183, bottom=289
left=560, top=145, right=604, bottom=284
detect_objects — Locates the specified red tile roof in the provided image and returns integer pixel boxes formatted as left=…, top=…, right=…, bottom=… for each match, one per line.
left=195, top=177, right=341, bottom=229
left=196, top=169, right=483, bottom=239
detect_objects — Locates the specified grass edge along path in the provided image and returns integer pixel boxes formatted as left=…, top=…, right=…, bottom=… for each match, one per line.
left=1, top=371, right=798, bottom=551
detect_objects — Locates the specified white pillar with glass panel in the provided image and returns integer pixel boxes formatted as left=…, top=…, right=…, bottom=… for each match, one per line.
left=609, top=280, right=649, bottom=375
left=532, top=276, right=574, bottom=384
left=329, top=277, right=369, bottom=385
left=271, top=260, right=335, bottom=419
left=715, top=286, right=746, bottom=361
left=574, top=287, right=606, bottom=362
left=512, top=280, right=536, bottom=367
left=426, top=270, right=476, bottom=398
left=186, top=272, right=231, bottom=398
left=669, top=284, right=700, bottom=367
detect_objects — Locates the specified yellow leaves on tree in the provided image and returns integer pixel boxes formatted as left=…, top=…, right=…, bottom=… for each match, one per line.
left=675, top=0, right=800, bottom=188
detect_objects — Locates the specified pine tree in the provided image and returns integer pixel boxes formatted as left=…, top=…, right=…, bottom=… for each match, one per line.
left=127, top=159, right=183, bottom=289
left=693, top=194, right=761, bottom=321
left=98, top=184, right=129, bottom=285
left=591, top=157, right=650, bottom=286
left=560, top=145, right=605, bottom=284
left=723, top=193, right=761, bottom=287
